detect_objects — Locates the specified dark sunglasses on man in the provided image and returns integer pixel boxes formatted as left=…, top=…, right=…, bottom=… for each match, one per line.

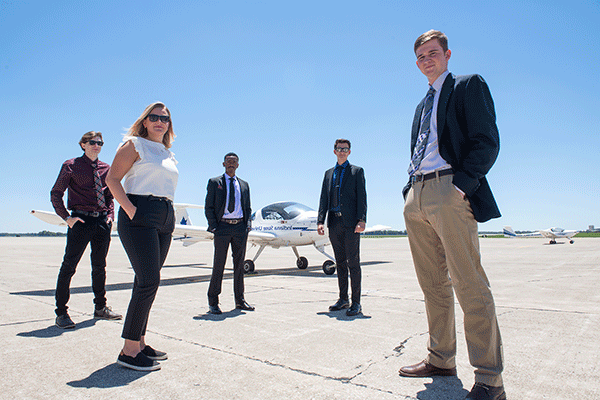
left=147, top=114, right=170, bottom=123
left=88, top=140, right=104, bottom=146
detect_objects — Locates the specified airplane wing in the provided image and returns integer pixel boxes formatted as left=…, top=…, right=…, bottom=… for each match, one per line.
left=174, top=203, right=204, bottom=210
left=30, top=210, right=118, bottom=231
left=173, top=224, right=213, bottom=239
left=247, top=230, right=278, bottom=245
left=172, top=224, right=213, bottom=246
left=30, top=210, right=68, bottom=227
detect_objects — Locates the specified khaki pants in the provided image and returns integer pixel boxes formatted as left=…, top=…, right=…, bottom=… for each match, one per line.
left=403, top=173, right=503, bottom=386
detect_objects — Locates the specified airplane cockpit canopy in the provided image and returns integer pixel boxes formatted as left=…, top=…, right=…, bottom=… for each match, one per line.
left=259, top=202, right=314, bottom=221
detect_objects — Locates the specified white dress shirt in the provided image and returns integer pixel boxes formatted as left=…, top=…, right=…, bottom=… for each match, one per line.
left=222, top=175, right=243, bottom=219
left=416, top=70, right=453, bottom=175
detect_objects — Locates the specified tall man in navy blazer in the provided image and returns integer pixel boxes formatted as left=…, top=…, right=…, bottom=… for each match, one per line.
left=318, top=139, right=367, bottom=317
left=205, top=152, right=254, bottom=314
left=398, top=31, right=505, bottom=400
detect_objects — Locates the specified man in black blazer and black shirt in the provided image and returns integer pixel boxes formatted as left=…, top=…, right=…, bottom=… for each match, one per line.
left=317, top=139, right=367, bottom=317
left=398, top=30, right=505, bottom=400
left=205, top=152, right=253, bottom=314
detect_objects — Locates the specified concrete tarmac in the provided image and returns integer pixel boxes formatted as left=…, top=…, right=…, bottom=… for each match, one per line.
left=1, top=236, right=599, bottom=399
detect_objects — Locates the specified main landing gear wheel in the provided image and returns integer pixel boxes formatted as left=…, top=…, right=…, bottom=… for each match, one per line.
left=296, top=256, right=308, bottom=270
left=243, top=260, right=255, bottom=274
left=570, top=240, right=574, bottom=244
left=322, top=260, right=336, bottom=275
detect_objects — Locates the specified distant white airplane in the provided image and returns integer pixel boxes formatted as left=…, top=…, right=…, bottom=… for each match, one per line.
left=31, top=201, right=390, bottom=275
left=503, top=226, right=579, bottom=244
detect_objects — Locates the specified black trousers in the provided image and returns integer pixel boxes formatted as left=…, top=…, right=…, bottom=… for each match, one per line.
left=328, top=215, right=361, bottom=304
left=208, top=221, right=248, bottom=306
left=55, top=213, right=111, bottom=316
left=118, top=195, right=174, bottom=341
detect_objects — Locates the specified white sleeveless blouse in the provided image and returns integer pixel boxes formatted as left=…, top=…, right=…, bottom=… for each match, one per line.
left=121, top=136, right=178, bottom=201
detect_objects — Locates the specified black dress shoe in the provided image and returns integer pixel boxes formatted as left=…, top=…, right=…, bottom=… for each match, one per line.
left=208, top=305, right=222, bottom=314
left=465, top=383, right=506, bottom=400
left=346, top=303, right=362, bottom=316
left=236, top=300, right=255, bottom=311
left=398, top=360, right=457, bottom=377
left=329, top=299, right=350, bottom=311
left=55, top=314, right=75, bottom=329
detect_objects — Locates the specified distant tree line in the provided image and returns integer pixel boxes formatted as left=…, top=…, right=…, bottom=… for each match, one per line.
left=0, top=231, right=66, bottom=237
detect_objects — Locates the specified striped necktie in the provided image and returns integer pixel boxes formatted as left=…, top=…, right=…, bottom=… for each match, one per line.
left=92, top=162, right=106, bottom=209
left=408, top=86, right=436, bottom=176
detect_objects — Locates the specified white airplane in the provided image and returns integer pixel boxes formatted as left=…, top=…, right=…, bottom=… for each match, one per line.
left=503, top=226, right=579, bottom=244
left=31, top=201, right=390, bottom=276
left=242, top=201, right=335, bottom=275
left=179, top=201, right=389, bottom=275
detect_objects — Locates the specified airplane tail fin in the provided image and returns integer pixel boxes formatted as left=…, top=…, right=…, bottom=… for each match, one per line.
left=174, top=204, right=193, bottom=226
left=503, top=226, right=516, bottom=238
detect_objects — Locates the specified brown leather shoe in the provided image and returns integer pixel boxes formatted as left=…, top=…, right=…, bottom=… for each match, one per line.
left=398, top=360, right=457, bottom=377
left=465, top=382, right=506, bottom=400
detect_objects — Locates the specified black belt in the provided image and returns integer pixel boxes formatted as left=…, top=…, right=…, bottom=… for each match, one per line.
left=410, top=169, right=454, bottom=183
left=128, top=194, right=173, bottom=204
left=72, top=210, right=107, bottom=218
left=222, top=218, right=243, bottom=224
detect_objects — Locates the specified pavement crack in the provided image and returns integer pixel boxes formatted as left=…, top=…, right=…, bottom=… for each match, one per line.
left=153, top=331, right=406, bottom=397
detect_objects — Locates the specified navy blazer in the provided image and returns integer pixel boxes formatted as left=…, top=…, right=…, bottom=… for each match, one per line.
left=403, top=73, right=501, bottom=223
left=205, top=174, right=251, bottom=232
left=318, top=163, right=367, bottom=228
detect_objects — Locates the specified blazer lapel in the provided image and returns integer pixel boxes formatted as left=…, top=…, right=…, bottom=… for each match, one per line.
left=340, top=163, right=351, bottom=190
left=436, top=73, right=454, bottom=143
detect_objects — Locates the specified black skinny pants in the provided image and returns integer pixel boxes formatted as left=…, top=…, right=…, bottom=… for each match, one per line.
left=55, top=214, right=111, bottom=316
left=118, top=194, right=174, bottom=341
left=328, top=215, right=362, bottom=304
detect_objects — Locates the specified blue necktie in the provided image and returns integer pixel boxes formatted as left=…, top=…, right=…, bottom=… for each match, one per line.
left=408, top=86, right=436, bottom=176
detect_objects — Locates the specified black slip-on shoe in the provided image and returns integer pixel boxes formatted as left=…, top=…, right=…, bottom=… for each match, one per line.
left=141, top=345, right=168, bottom=361
left=117, top=352, right=161, bottom=372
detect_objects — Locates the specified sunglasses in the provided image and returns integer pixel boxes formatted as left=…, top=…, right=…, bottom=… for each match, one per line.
left=88, top=140, right=104, bottom=146
left=147, top=114, right=170, bottom=123
left=335, top=147, right=350, bottom=153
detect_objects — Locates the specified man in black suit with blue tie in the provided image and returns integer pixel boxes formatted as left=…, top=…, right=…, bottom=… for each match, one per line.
left=205, top=152, right=254, bottom=314
left=398, top=30, right=505, bottom=400
left=317, top=139, right=367, bottom=317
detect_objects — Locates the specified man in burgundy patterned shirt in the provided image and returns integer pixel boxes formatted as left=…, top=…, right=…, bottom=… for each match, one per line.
left=51, top=131, right=122, bottom=329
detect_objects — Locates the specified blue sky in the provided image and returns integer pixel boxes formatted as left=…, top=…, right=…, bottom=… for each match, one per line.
left=1, top=0, right=599, bottom=233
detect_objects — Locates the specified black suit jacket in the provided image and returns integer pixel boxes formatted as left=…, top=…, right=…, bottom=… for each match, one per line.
left=403, top=73, right=501, bottom=223
left=318, top=163, right=367, bottom=228
left=205, top=174, right=251, bottom=232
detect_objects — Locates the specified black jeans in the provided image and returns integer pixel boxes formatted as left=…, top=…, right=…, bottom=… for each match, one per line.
left=328, top=215, right=361, bottom=304
left=118, top=195, right=174, bottom=341
left=55, top=214, right=111, bottom=316
left=208, top=221, right=248, bottom=306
